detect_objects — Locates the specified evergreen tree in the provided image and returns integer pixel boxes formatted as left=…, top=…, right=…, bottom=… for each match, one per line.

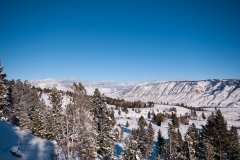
left=31, top=100, right=45, bottom=137
left=146, top=123, right=155, bottom=158
left=12, top=81, right=30, bottom=129
left=126, top=121, right=129, bottom=127
left=131, top=129, right=137, bottom=140
left=182, top=123, right=200, bottom=159
left=125, top=106, right=128, bottom=114
left=172, top=113, right=179, bottom=128
left=27, top=88, right=45, bottom=137
left=203, top=139, right=216, bottom=160
left=120, top=127, right=124, bottom=142
left=59, top=83, right=98, bottom=160
left=202, top=110, right=229, bottom=159
left=0, top=60, right=9, bottom=117
left=226, top=126, right=240, bottom=160
left=190, top=108, right=197, bottom=119
left=152, top=112, right=156, bottom=123
left=136, top=115, right=148, bottom=158
left=167, top=123, right=182, bottom=159
left=114, top=128, right=119, bottom=142
left=18, top=104, right=32, bottom=131
left=118, top=109, right=121, bottom=116
left=92, top=88, right=115, bottom=159
left=122, top=134, right=142, bottom=160
left=16, top=81, right=41, bottom=132
left=202, top=112, right=206, bottom=120
left=147, top=111, right=151, bottom=119
left=156, top=129, right=165, bottom=158
left=177, top=129, right=183, bottom=151
left=185, top=134, right=196, bottom=160
left=47, top=86, right=63, bottom=140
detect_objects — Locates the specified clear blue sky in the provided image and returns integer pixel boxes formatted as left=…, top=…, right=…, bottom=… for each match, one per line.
left=0, top=0, right=240, bottom=82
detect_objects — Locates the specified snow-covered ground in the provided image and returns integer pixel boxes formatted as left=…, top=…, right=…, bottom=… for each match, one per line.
left=0, top=121, right=54, bottom=160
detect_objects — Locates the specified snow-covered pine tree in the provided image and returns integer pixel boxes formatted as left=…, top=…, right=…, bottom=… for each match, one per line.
left=172, top=113, right=179, bottom=128
left=182, top=123, right=199, bottom=159
left=136, top=115, right=148, bottom=158
left=167, top=123, right=183, bottom=159
left=226, top=126, right=240, bottom=159
left=57, top=82, right=98, bottom=160
left=176, top=129, right=183, bottom=151
left=0, top=60, right=9, bottom=118
left=92, top=88, right=115, bottom=159
left=27, top=87, right=44, bottom=137
left=15, top=81, right=40, bottom=131
left=82, top=127, right=98, bottom=160
left=146, top=122, right=155, bottom=158
left=114, top=128, right=119, bottom=142
left=203, top=139, right=216, bottom=160
left=185, top=134, right=196, bottom=160
left=122, top=134, right=142, bottom=160
left=120, top=127, right=124, bottom=142
left=201, top=110, right=228, bottom=159
left=31, top=99, right=45, bottom=137
left=18, top=104, right=32, bottom=131
left=47, top=86, right=63, bottom=140
left=38, top=99, right=50, bottom=139
left=131, top=128, right=137, bottom=140
left=11, top=79, right=23, bottom=109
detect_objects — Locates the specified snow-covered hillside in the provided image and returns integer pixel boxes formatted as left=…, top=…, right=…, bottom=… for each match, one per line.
left=0, top=121, right=54, bottom=160
left=119, top=79, right=240, bottom=108
left=30, top=78, right=135, bottom=96
left=31, top=79, right=240, bottom=108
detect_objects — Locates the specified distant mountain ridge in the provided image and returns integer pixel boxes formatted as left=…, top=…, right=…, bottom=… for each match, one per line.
left=119, top=79, right=240, bottom=108
left=30, top=78, right=136, bottom=96
left=30, top=79, right=240, bottom=108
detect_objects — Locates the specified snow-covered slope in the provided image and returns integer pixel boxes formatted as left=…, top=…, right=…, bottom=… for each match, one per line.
left=30, top=78, right=135, bottom=96
left=119, top=79, right=240, bottom=108
left=0, top=121, right=53, bottom=160
left=31, top=79, right=240, bottom=108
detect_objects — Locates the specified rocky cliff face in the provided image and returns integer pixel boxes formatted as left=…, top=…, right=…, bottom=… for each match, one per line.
left=119, top=79, right=240, bottom=108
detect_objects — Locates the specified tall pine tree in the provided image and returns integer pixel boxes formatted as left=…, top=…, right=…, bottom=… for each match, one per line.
left=0, top=60, right=9, bottom=118
left=202, top=110, right=229, bottom=159
left=92, top=88, right=115, bottom=159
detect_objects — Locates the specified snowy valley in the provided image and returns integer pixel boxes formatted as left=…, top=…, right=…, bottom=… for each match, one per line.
left=1, top=75, right=240, bottom=159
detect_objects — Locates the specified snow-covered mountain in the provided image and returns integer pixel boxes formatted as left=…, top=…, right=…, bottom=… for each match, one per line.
left=30, top=78, right=135, bottom=96
left=119, top=79, right=240, bottom=108
left=30, top=79, right=240, bottom=108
